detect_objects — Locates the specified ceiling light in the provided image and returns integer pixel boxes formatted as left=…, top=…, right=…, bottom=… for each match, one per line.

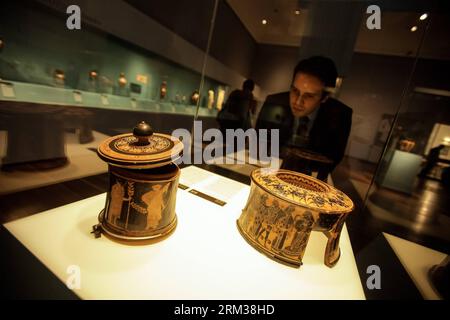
left=295, top=10, right=300, bottom=15
left=262, top=19, right=267, bottom=25
left=419, top=13, right=428, bottom=21
left=410, top=26, right=418, bottom=32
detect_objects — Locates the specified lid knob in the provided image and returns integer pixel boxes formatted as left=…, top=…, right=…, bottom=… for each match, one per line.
left=133, top=121, right=153, bottom=145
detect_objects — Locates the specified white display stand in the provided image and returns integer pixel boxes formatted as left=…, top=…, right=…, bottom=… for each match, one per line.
left=4, top=166, right=365, bottom=299
left=0, top=130, right=109, bottom=195
left=384, top=233, right=447, bottom=300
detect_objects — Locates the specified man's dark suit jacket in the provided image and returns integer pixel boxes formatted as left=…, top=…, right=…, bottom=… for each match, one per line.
left=256, top=91, right=353, bottom=173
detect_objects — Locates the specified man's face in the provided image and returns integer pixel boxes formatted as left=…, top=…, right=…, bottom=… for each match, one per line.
left=289, top=73, right=325, bottom=117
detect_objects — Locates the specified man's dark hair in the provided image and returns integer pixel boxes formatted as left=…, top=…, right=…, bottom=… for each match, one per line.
left=243, top=79, right=255, bottom=91
left=292, top=56, right=338, bottom=88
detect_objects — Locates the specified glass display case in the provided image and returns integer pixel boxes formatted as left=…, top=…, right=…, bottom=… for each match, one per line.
left=1, top=0, right=449, bottom=302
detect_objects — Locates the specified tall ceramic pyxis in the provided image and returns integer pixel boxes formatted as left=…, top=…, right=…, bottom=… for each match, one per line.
left=92, top=121, right=183, bottom=242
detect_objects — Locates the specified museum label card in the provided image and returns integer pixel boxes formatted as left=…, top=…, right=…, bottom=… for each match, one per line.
left=1, top=83, right=15, bottom=98
left=101, top=95, right=109, bottom=105
left=73, top=91, right=83, bottom=103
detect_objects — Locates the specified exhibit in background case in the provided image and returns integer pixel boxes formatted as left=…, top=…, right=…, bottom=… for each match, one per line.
left=237, top=169, right=354, bottom=268
left=160, top=81, right=167, bottom=100
left=93, top=121, right=184, bottom=242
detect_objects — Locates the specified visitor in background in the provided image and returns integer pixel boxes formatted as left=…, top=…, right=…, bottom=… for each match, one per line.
left=217, top=79, right=257, bottom=133
left=419, top=144, right=445, bottom=178
left=256, top=56, right=352, bottom=179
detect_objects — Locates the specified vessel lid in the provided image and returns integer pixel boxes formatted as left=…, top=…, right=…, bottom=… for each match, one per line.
left=251, top=169, right=354, bottom=214
left=286, top=147, right=333, bottom=164
left=97, top=121, right=183, bottom=169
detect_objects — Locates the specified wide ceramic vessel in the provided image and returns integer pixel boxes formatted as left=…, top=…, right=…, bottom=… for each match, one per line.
left=237, top=168, right=354, bottom=268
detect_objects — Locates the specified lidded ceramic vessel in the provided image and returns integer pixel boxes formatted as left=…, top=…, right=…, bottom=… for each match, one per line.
left=92, top=121, right=183, bottom=242
left=237, top=168, right=354, bottom=268
left=281, top=147, right=333, bottom=181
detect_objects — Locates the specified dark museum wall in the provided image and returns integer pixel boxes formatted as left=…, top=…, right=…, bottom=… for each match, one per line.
left=125, top=0, right=257, bottom=79
left=209, top=1, right=257, bottom=79
left=340, top=53, right=450, bottom=161
left=250, top=44, right=299, bottom=97
left=339, top=53, right=415, bottom=161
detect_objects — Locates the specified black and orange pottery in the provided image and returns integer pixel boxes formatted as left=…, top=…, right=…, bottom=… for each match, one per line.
left=92, top=121, right=183, bottom=243
left=237, top=168, right=354, bottom=268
